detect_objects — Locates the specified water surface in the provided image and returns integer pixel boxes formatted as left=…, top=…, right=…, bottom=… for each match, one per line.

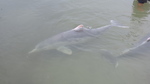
left=0, top=0, right=150, bottom=84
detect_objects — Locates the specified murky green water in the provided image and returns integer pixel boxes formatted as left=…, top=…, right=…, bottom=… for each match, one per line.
left=0, top=0, right=150, bottom=84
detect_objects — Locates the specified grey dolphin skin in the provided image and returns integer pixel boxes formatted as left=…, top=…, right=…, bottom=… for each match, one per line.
left=29, top=20, right=129, bottom=55
left=101, top=36, right=150, bottom=67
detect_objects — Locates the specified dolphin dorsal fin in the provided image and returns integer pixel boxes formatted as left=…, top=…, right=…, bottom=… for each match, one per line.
left=73, top=24, right=84, bottom=32
left=146, top=37, right=150, bottom=42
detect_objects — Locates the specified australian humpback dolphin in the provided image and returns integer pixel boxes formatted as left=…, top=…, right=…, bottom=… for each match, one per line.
left=101, top=36, right=150, bottom=67
left=29, top=20, right=129, bottom=55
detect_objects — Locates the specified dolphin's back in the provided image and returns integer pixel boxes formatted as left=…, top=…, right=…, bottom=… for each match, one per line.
left=35, top=28, right=94, bottom=49
left=40, top=27, right=108, bottom=46
left=119, top=40, right=150, bottom=59
left=62, top=29, right=93, bottom=38
left=36, top=24, right=112, bottom=48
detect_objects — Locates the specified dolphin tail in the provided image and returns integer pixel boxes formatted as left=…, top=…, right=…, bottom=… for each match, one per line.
left=110, top=20, right=129, bottom=28
left=100, top=49, right=119, bottom=68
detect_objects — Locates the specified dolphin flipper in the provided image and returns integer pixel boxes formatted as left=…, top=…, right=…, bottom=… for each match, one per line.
left=57, top=46, right=72, bottom=55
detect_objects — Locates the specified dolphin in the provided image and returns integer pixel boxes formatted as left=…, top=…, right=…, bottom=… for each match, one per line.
left=135, top=33, right=150, bottom=46
left=29, top=20, right=129, bottom=55
left=101, top=36, right=150, bottom=67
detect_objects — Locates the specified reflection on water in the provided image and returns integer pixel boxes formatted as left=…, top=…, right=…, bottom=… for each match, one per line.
left=126, top=0, right=150, bottom=47
left=132, top=0, right=150, bottom=23
left=0, top=0, right=150, bottom=84
left=132, top=0, right=150, bottom=18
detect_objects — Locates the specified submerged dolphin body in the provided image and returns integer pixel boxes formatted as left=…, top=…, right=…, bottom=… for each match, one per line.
left=101, top=36, right=150, bottom=67
left=29, top=20, right=128, bottom=55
